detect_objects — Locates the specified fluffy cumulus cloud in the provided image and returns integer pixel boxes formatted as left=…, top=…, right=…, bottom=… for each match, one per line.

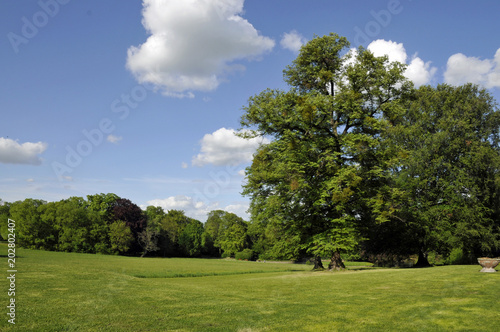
left=224, top=203, right=249, bottom=219
left=147, top=195, right=218, bottom=221
left=444, top=48, right=500, bottom=89
left=280, top=30, right=307, bottom=53
left=107, top=134, right=122, bottom=144
left=126, top=0, right=275, bottom=97
left=192, top=128, right=269, bottom=167
left=366, top=39, right=437, bottom=87
left=0, top=138, right=48, bottom=165
left=147, top=196, right=249, bottom=221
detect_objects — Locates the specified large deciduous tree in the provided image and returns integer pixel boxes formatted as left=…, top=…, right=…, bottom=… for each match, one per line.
left=204, top=210, right=249, bottom=257
left=240, top=33, right=411, bottom=270
left=370, top=84, right=500, bottom=265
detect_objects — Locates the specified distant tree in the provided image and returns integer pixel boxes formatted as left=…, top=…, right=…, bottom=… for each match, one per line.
left=218, top=219, right=249, bottom=257
left=137, top=225, right=160, bottom=257
left=54, top=197, right=95, bottom=253
left=0, top=200, right=12, bottom=241
left=112, top=198, right=146, bottom=234
left=240, top=33, right=411, bottom=269
left=205, top=210, right=250, bottom=257
left=142, top=205, right=167, bottom=256
left=145, top=205, right=166, bottom=223
left=203, top=210, right=226, bottom=256
left=87, top=193, right=120, bottom=222
left=156, top=209, right=190, bottom=256
left=178, top=219, right=204, bottom=257
left=112, top=198, right=146, bottom=254
left=108, top=220, right=133, bottom=254
left=9, top=199, right=51, bottom=249
left=37, top=201, right=59, bottom=250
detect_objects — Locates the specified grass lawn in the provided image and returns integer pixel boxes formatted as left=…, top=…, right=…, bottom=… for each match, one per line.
left=1, top=243, right=499, bottom=331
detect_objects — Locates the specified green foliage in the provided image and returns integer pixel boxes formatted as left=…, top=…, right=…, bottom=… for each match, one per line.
left=55, top=197, right=96, bottom=253
left=370, top=84, right=500, bottom=262
left=9, top=198, right=54, bottom=250
left=1, top=196, right=233, bottom=258
left=241, top=33, right=412, bottom=265
left=204, top=210, right=250, bottom=257
left=235, top=249, right=254, bottom=261
left=109, top=220, right=134, bottom=254
left=0, top=200, right=11, bottom=240
left=178, top=219, right=204, bottom=257
left=87, top=193, right=120, bottom=221
left=446, top=247, right=476, bottom=265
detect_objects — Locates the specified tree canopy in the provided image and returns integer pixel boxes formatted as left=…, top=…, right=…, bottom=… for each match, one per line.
left=240, top=33, right=412, bottom=269
left=240, top=33, right=500, bottom=268
left=366, top=83, right=500, bottom=265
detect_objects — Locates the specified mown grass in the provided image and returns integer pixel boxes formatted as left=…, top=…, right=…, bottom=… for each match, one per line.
left=1, top=242, right=498, bottom=331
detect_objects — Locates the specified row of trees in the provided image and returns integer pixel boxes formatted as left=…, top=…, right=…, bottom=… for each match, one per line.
left=0, top=194, right=250, bottom=258
left=238, top=33, right=500, bottom=268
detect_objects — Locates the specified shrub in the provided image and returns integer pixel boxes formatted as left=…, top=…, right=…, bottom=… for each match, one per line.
left=446, top=248, right=475, bottom=265
left=257, top=252, right=275, bottom=261
left=235, top=249, right=254, bottom=261
left=221, top=251, right=232, bottom=258
left=427, top=251, right=445, bottom=266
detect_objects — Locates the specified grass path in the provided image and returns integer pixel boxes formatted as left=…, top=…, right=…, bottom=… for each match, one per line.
left=1, top=244, right=499, bottom=331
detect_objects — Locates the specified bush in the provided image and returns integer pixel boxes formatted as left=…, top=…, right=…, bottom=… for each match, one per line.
left=427, top=251, right=445, bottom=266
left=257, top=252, right=275, bottom=261
left=446, top=248, right=475, bottom=265
left=221, top=251, right=232, bottom=258
left=235, top=249, right=254, bottom=261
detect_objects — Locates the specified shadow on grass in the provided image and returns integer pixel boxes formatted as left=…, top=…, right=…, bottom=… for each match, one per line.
left=346, top=267, right=380, bottom=271
left=132, top=269, right=308, bottom=279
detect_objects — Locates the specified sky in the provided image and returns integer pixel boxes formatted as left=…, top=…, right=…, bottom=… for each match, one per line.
left=1, top=0, right=500, bottom=222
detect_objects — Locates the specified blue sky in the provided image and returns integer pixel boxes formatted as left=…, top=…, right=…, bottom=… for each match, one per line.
left=1, top=0, right=500, bottom=221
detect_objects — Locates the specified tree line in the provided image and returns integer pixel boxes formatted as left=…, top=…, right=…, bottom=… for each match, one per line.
left=0, top=194, right=251, bottom=258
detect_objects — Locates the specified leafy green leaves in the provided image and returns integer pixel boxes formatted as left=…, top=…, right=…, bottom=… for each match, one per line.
left=241, top=34, right=412, bottom=265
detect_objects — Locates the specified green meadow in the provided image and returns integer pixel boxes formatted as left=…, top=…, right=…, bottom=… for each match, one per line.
left=1, top=243, right=499, bottom=331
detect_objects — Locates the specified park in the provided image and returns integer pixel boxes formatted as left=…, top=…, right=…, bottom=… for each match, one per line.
left=1, top=32, right=500, bottom=331
left=1, top=242, right=499, bottom=331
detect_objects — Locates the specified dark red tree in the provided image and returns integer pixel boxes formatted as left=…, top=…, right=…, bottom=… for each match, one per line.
left=112, top=198, right=146, bottom=254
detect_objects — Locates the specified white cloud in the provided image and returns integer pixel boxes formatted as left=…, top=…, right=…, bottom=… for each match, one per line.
left=444, top=48, right=500, bottom=88
left=405, top=57, right=437, bottom=87
left=147, top=195, right=218, bottom=222
left=0, top=138, right=48, bottom=165
left=192, top=128, right=269, bottom=167
left=126, top=0, right=275, bottom=97
left=107, top=134, right=122, bottom=144
left=367, top=39, right=436, bottom=87
left=181, top=162, right=189, bottom=169
left=146, top=195, right=249, bottom=221
left=367, top=39, right=407, bottom=64
left=280, top=30, right=307, bottom=53
left=224, top=203, right=249, bottom=219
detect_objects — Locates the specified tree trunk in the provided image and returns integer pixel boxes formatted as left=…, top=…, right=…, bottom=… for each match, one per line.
left=313, top=255, right=324, bottom=270
left=415, top=248, right=431, bottom=267
left=328, top=250, right=346, bottom=271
